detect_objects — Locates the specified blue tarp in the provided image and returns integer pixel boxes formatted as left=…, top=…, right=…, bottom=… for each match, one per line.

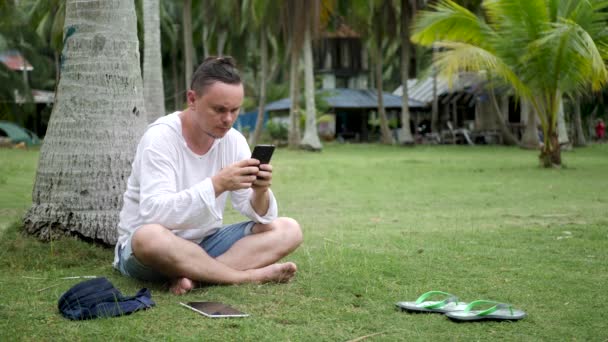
left=235, top=110, right=269, bottom=133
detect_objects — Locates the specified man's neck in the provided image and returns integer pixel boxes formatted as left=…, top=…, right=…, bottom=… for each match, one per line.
left=180, top=110, right=215, bottom=155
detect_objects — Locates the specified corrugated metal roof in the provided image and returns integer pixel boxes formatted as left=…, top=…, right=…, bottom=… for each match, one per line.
left=394, top=73, right=481, bottom=104
left=0, top=50, right=33, bottom=71
left=265, top=88, right=427, bottom=112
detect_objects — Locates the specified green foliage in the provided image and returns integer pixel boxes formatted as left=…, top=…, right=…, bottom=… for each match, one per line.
left=412, top=0, right=608, bottom=154
left=2, top=145, right=608, bottom=340
left=266, top=119, right=288, bottom=141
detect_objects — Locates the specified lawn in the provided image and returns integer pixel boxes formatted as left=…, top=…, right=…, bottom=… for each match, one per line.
left=1, top=144, right=607, bottom=341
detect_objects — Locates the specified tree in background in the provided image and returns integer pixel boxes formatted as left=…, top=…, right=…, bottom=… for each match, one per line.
left=399, top=0, right=415, bottom=144
left=248, top=0, right=282, bottom=147
left=348, top=0, right=397, bottom=144
left=182, top=0, right=193, bottom=91
left=24, top=0, right=147, bottom=244
left=300, top=0, right=323, bottom=151
left=143, top=0, right=166, bottom=122
left=283, top=0, right=306, bottom=148
left=412, top=0, right=608, bottom=167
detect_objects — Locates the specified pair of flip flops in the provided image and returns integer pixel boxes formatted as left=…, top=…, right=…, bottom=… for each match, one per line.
left=396, top=291, right=526, bottom=322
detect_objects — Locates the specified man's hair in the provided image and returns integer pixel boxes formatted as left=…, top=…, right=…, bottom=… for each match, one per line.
left=190, top=56, right=242, bottom=95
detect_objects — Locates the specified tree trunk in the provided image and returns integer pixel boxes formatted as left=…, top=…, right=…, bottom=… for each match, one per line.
left=250, top=28, right=268, bottom=147
left=539, top=94, right=562, bottom=168
left=572, top=96, right=586, bottom=147
left=373, top=40, right=393, bottom=144
left=23, top=0, right=147, bottom=244
left=300, top=25, right=322, bottom=151
left=489, top=91, right=520, bottom=146
left=182, top=0, right=193, bottom=91
left=540, top=126, right=561, bottom=167
left=398, top=0, right=414, bottom=144
left=171, top=34, right=180, bottom=110
left=431, top=62, right=439, bottom=133
left=143, top=0, right=166, bottom=123
left=520, top=98, right=539, bottom=149
left=556, top=94, right=569, bottom=146
left=217, top=30, right=228, bottom=56
left=288, top=48, right=301, bottom=147
left=202, top=25, right=210, bottom=59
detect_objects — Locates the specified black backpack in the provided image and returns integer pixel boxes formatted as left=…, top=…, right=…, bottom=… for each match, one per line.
left=58, top=277, right=155, bottom=320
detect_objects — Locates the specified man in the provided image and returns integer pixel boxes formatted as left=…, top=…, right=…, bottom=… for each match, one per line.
left=113, top=56, right=302, bottom=295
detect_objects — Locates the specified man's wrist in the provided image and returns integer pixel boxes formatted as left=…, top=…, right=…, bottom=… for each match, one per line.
left=211, top=175, right=224, bottom=197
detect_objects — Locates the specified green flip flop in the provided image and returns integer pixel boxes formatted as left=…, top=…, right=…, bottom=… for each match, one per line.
left=396, top=291, right=469, bottom=313
left=444, top=300, right=526, bottom=321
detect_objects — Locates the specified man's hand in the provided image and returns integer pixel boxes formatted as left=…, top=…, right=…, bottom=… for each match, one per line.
left=211, top=159, right=260, bottom=197
left=252, top=163, right=272, bottom=193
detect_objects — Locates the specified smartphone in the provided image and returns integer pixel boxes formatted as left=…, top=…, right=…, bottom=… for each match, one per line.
left=180, top=301, right=249, bottom=318
left=251, top=144, right=275, bottom=165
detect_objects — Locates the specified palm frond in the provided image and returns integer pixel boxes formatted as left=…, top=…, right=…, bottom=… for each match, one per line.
left=433, top=41, right=530, bottom=98
left=483, top=0, right=549, bottom=42
left=528, top=19, right=608, bottom=95
left=412, top=0, right=493, bottom=48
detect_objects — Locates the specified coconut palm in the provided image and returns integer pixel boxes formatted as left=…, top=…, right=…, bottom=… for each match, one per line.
left=143, top=0, right=166, bottom=122
left=283, top=0, right=307, bottom=148
left=300, top=0, right=323, bottom=151
left=247, top=0, right=282, bottom=147
left=412, top=0, right=608, bottom=167
left=182, top=0, right=194, bottom=90
left=24, top=0, right=147, bottom=244
left=399, top=0, right=415, bottom=144
left=348, top=0, right=398, bottom=144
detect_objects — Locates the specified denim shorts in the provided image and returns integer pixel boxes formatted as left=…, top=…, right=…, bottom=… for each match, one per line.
left=116, top=221, right=255, bottom=282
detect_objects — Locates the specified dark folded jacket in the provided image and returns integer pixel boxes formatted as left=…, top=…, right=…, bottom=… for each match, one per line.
left=58, top=277, right=155, bottom=320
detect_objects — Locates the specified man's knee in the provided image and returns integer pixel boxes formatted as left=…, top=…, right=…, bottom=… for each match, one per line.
left=274, top=217, right=303, bottom=249
left=131, top=224, right=173, bottom=261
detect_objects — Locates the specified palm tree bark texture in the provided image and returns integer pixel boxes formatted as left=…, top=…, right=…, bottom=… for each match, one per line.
left=143, top=0, right=166, bottom=123
left=24, top=0, right=147, bottom=244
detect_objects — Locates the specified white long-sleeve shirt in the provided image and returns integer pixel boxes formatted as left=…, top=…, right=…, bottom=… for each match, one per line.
left=113, top=112, right=278, bottom=268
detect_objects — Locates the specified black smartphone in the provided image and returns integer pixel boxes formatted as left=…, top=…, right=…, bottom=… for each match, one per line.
left=180, top=302, right=249, bottom=318
left=251, top=144, right=275, bottom=165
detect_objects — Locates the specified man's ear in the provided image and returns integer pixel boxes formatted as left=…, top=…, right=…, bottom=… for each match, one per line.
left=186, top=90, right=196, bottom=108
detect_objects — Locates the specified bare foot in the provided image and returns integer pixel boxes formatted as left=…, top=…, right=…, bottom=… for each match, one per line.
left=249, top=262, right=297, bottom=283
left=169, top=277, right=193, bottom=295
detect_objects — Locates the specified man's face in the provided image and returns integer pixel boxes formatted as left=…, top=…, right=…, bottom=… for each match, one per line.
left=187, top=82, right=244, bottom=139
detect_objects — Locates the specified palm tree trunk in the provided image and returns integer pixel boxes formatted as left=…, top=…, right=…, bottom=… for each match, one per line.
left=202, top=25, right=210, bottom=59
left=24, top=0, right=147, bottom=244
left=182, top=0, right=193, bottom=90
left=489, top=91, right=520, bottom=146
left=300, top=25, right=322, bottom=151
left=250, top=29, right=268, bottom=147
left=556, top=95, right=569, bottom=146
left=373, top=40, right=393, bottom=144
left=572, top=96, right=586, bottom=147
left=288, top=49, right=301, bottom=147
left=520, top=98, right=539, bottom=149
left=143, top=0, right=166, bottom=123
left=171, top=36, right=180, bottom=110
left=399, top=0, right=414, bottom=144
left=538, top=94, right=562, bottom=167
left=431, top=45, right=439, bottom=133
left=217, top=30, right=228, bottom=56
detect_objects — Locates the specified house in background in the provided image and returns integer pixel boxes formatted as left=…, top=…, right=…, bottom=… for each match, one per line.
left=254, top=23, right=428, bottom=142
left=263, top=88, right=426, bottom=141
left=394, top=73, right=528, bottom=143
left=0, top=50, right=54, bottom=137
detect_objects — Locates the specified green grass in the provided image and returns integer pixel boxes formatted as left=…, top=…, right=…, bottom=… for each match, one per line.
left=1, top=144, right=607, bottom=341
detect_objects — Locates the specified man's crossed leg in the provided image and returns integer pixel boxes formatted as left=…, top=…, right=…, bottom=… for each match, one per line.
left=118, top=217, right=302, bottom=294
